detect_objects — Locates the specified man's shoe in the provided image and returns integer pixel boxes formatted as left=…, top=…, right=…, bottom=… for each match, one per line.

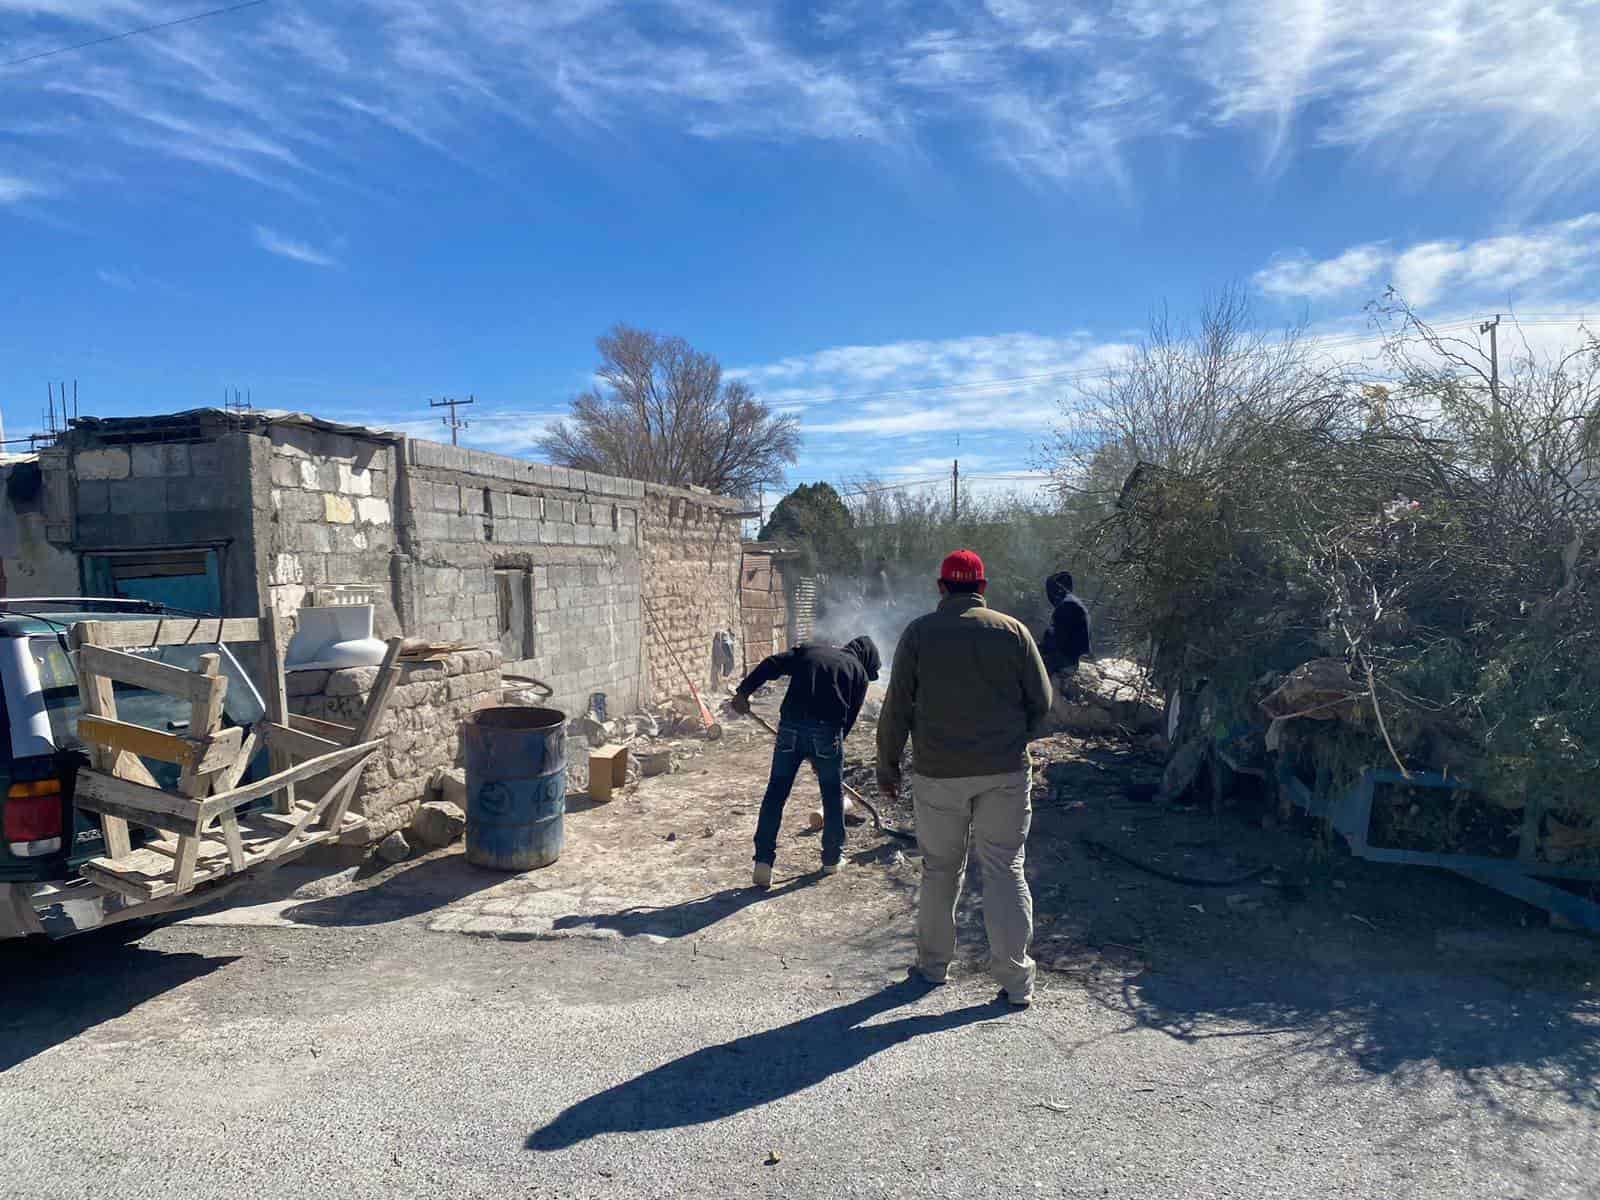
left=753, top=862, right=773, bottom=889
left=909, top=964, right=948, bottom=986
left=822, top=859, right=845, bottom=876
left=997, top=988, right=1032, bottom=1010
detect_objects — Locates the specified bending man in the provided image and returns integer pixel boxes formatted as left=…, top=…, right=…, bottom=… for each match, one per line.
left=732, top=636, right=881, bottom=887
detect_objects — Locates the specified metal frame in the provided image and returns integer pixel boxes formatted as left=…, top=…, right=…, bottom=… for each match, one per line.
left=1277, top=761, right=1600, bottom=931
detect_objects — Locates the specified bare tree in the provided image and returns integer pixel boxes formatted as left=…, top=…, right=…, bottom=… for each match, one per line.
left=539, top=325, right=799, bottom=497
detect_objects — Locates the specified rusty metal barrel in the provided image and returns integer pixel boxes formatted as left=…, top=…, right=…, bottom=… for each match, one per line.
left=463, top=706, right=567, bottom=870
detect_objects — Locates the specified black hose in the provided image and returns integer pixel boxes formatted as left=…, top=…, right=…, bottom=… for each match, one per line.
left=1079, top=835, right=1271, bottom=888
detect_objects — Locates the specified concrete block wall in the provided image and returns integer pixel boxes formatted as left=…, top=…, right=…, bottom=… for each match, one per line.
left=288, top=647, right=501, bottom=842
left=68, top=431, right=264, bottom=617
left=398, top=439, right=646, bottom=720
left=265, top=426, right=398, bottom=624
left=642, top=486, right=742, bottom=699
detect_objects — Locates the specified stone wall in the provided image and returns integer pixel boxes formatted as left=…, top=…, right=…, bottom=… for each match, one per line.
left=641, top=486, right=742, bottom=697
left=288, top=647, right=501, bottom=841
left=264, top=424, right=399, bottom=625
left=396, top=439, right=645, bottom=719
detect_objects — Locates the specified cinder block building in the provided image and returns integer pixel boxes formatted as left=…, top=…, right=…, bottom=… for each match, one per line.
left=0, top=408, right=746, bottom=718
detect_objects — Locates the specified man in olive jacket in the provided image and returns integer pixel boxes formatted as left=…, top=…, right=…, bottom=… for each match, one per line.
left=876, top=549, right=1052, bottom=1007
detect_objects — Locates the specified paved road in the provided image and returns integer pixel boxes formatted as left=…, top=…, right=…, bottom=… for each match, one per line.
left=4, top=857, right=1598, bottom=1200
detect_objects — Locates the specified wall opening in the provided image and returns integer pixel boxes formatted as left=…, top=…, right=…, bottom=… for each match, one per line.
left=494, top=566, right=533, bottom=662
left=82, top=547, right=223, bottom=614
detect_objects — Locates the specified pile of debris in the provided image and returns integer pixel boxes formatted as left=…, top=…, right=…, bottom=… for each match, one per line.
left=1044, top=656, right=1165, bottom=744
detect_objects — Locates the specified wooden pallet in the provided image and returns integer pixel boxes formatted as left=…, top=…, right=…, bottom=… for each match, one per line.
left=68, top=617, right=403, bottom=903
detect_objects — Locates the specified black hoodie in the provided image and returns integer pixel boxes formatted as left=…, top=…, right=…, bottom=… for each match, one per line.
left=735, top=636, right=882, bottom=736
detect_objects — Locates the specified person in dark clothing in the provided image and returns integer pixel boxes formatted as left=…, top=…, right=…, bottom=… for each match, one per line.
left=1038, top=570, right=1091, bottom=675
left=730, top=635, right=881, bottom=887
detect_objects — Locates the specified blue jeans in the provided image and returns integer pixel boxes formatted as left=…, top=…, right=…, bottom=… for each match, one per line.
left=753, top=718, right=845, bottom=868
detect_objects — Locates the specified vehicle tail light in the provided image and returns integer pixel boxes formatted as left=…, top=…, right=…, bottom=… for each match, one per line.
left=6, top=779, right=64, bottom=856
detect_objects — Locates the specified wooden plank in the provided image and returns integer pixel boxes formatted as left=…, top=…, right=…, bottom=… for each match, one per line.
left=253, top=808, right=367, bottom=837
left=194, top=725, right=246, bottom=775
left=75, top=715, right=239, bottom=773
left=217, top=811, right=246, bottom=871
left=261, top=721, right=343, bottom=761
left=72, top=790, right=202, bottom=839
left=73, top=770, right=205, bottom=833
left=287, top=714, right=357, bottom=744
left=76, top=713, right=195, bottom=766
left=213, top=724, right=260, bottom=792
left=75, top=644, right=224, bottom=704
left=70, top=622, right=132, bottom=859
left=144, top=833, right=229, bottom=860
left=84, top=617, right=264, bottom=649
left=263, top=613, right=295, bottom=815
left=265, top=753, right=369, bottom=855
left=196, top=740, right=383, bottom=820
left=172, top=654, right=226, bottom=896
left=353, top=637, right=406, bottom=743
left=85, top=824, right=344, bottom=902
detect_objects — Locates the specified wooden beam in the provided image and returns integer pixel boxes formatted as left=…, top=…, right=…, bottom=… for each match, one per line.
left=72, top=774, right=204, bottom=838
left=261, top=721, right=343, bottom=761
left=196, top=739, right=383, bottom=821
left=286, top=713, right=356, bottom=744
left=70, top=622, right=132, bottom=858
left=193, top=725, right=247, bottom=775
left=353, top=637, right=406, bottom=743
left=75, top=715, right=244, bottom=773
left=213, top=723, right=260, bottom=792
left=83, top=617, right=264, bottom=649
left=263, top=613, right=295, bottom=815
left=75, top=644, right=227, bottom=705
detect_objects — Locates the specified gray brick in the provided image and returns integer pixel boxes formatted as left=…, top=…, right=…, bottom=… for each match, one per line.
left=271, top=457, right=300, bottom=489
left=77, top=480, right=110, bottom=515
left=489, top=490, right=511, bottom=518
left=132, top=442, right=191, bottom=477
left=108, top=477, right=169, bottom=514
left=462, top=487, right=485, bottom=515
left=432, top=484, right=459, bottom=513
left=551, top=565, right=579, bottom=587
left=414, top=510, right=454, bottom=542
left=299, top=524, right=333, bottom=554
left=189, top=442, right=223, bottom=476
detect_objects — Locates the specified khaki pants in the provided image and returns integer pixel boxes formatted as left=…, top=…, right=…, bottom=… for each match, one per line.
left=911, top=769, right=1035, bottom=999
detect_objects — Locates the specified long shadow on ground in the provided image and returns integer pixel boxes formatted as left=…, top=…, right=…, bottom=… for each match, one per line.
left=527, top=978, right=1000, bottom=1150
left=550, top=874, right=821, bottom=939
left=282, top=853, right=504, bottom=927
left=1091, top=956, right=1600, bottom=1110
left=0, top=930, right=238, bottom=1073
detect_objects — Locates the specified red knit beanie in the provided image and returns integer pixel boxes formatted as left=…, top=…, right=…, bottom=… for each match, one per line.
left=939, top=549, right=986, bottom=590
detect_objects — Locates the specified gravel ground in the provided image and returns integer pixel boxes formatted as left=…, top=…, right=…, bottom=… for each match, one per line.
left=4, top=711, right=1599, bottom=1199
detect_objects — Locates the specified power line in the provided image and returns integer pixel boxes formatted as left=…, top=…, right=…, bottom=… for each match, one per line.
left=1, top=0, right=267, bottom=70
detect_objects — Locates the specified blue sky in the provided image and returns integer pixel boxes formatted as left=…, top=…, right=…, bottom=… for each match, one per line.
left=3, top=1, right=1599, bottom=502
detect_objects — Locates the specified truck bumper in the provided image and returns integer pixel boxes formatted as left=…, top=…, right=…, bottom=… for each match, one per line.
left=1, top=878, right=241, bottom=940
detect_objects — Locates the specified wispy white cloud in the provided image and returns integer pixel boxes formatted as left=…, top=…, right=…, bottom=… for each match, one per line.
left=97, top=267, right=134, bottom=290
left=0, top=173, right=42, bottom=204
left=1254, top=214, right=1600, bottom=307
left=253, top=225, right=338, bottom=267
left=732, top=329, right=1133, bottom=483
left=3, top=0, right=1595, bottom=214
left=1255, top=243, right=1389, bottom=300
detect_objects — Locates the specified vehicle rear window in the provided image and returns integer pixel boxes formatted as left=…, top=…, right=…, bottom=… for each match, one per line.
left=31, top=636, right=264, bottom=749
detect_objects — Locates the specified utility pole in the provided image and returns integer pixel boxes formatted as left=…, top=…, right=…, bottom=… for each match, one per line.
left=951, top=457, right=959, bottom=522
left=1480, top=314, right=1502, bottom=477
left=431, top=394, right=474, bottom=446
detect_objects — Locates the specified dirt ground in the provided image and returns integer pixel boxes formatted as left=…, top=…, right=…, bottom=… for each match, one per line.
left=257, top=688, right=1600, bottom=999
